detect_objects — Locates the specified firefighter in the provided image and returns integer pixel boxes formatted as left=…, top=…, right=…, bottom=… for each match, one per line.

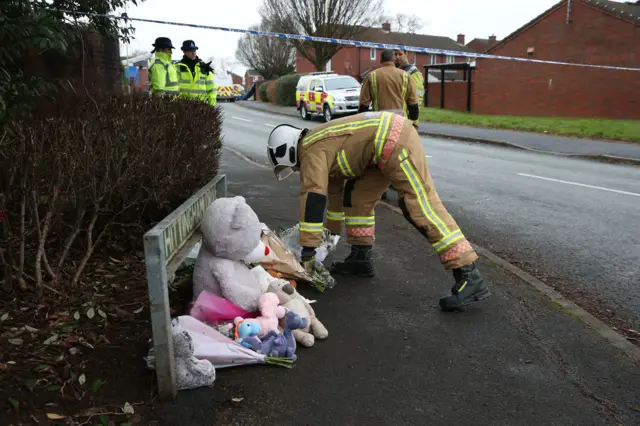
left=149, top=37, right=179, bottom=96
left=266, top=112, right=491, bottom=311
left=393, top=48, right=425, bottom=126
left=359, top=49, right=419, bottom=200
left=176, top=40, right=217, bottom=106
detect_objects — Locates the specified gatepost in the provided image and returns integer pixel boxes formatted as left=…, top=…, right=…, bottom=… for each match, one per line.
left=143, top=174, right=227, bottom=400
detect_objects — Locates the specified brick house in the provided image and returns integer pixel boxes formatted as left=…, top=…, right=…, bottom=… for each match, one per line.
left=471, top=0, right=640, bottom=119
left=295, top=22, right=476, bottom=82
left=465, top=35, right=499, bottom=53
left=231, top=72, right=243, bottom=86
left=244, top=69, right=263, bottom=87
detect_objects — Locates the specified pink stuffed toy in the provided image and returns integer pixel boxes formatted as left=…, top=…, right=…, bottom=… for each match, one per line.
left=234, top=293, right=285, bottom=338
left=254, top=293, right=285, bottom=337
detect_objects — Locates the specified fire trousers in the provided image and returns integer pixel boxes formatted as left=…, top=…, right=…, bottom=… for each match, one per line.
left=326, top=126, right=477, bottom=269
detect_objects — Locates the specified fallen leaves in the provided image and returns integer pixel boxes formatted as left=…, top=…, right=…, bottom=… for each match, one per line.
left=1, top=312, right=9, bottom=322
left=24, top=379, right=38, bottom=391
left=91, top=379, right=104, bottom=392
left=8, top=338, right=24, bottom=345
left=122, top=402, right=134, bottom=415
left=43, top=334, right=59, bottom=345
left=46, top=412, right=65, bottom=420
left=86, top=307, right=95, bottom=319
left=78, top=373, right=86, bottom=386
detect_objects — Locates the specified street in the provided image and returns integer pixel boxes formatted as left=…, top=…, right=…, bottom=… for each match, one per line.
left=218, top=102, right=640, bottom=330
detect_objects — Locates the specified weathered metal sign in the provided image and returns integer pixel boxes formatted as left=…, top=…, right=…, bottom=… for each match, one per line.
left=162, top=184, right=219, bottom=263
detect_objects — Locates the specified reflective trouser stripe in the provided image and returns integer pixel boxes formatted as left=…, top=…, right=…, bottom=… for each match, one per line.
left=347, top=227, right=375, bottom=237
left=166, top=82, right=179, bottom=87
left=327, top=211, right=345, bottom=221
left=337, top=150, right=355, bottom=178
left=300, top=222, right=324, bottom=233
left=345, top=216, right=375, bottom=226
left=398, top=148, right=455, bottom=251
left=382, top=109, right=403, bottom=115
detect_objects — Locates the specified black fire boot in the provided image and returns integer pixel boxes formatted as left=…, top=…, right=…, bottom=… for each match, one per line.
left=439, top=263, right=491, bottom=311
left=330, top=245, right=376, bottom=277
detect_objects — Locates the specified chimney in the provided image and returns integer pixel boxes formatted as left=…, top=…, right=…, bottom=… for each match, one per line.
left=382, top=20, right=391, bottom=32
left=488, top=34, right=497, bottom=47
left=457, top=34, right=465, bottom=45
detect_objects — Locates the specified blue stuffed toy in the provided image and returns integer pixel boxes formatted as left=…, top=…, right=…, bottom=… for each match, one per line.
left=233, top=318, right=261, bottom=349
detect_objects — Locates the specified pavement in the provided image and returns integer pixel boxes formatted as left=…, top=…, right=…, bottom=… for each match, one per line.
left=236, top=100, right=640, bottom=163
left=159, top=150, right=640, bottom=426
left=218, top=102, right=640, bottom=331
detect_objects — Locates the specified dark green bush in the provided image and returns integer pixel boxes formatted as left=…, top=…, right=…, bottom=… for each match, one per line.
left=0, top=92, right=223, bottom=289
left=276, top=73, right=305, bottom=107
left=258, top=82, right=269, bottom=102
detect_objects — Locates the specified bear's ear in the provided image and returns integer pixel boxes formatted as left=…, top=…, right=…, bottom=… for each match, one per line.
left=230, top=199, right=249, bottom=230
left=234, top=317, right=243, bottom=325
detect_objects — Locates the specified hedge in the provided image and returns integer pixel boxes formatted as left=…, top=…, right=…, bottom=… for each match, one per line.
left=0, top=92, right=223, bottom=292
left=276, top=73, right=305, bottom=107
left=258, top=82, right=269, bottom=102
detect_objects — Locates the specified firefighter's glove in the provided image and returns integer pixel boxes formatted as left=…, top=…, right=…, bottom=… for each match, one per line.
left=301, top=247, right=336, bottom=292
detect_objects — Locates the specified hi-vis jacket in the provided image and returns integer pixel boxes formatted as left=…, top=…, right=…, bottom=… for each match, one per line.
left=359, top=62, right=419, bottom=123
left=149, top=52, right=179, bottom=95
left=176, top=59, right=217, bottom=106
left=400, top=63, right=424, bottom=125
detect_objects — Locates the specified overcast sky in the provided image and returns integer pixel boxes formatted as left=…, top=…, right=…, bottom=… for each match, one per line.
left=120, top=0, right=566, bottom=74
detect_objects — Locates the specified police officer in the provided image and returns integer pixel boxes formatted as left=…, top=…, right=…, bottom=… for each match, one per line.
left=149, top=37, right=179, bottom=96
left=266, top=112, right=491, bottom=311
left=176, top=40, right=217, bottom=106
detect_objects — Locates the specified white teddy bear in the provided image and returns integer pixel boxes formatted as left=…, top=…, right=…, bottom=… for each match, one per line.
left=192, top=196, right=265, bottom=312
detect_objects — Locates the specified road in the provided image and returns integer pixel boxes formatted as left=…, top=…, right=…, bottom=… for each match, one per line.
left=218, top=102, right=640, bottom=329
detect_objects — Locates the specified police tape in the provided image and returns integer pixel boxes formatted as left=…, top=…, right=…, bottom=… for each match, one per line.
left=42, top=7, right=640, bottom=72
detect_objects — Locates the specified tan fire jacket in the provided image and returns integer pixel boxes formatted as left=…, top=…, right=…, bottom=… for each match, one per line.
left=359, top=62, right=419, bottom=116
left=297, top=111, right=412, bottom=248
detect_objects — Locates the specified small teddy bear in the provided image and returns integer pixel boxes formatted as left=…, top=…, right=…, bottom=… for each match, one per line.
left=268, top=279, right=328, bottom=347
left=172, top=324, right=216, bottom=390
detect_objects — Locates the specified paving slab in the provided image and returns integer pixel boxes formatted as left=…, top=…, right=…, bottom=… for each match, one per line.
left=159, top=151, right=640, bottom=426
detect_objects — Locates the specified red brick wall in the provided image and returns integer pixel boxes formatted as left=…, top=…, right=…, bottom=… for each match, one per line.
left=232, top=74, right=243, bottom=85
left=296, top=46, right=466, bottom=79
left=22, top=30, right=122, bottom=95
left=473, top=1, right=640, bottom=119
left=427, top=82, right=470, bottom=112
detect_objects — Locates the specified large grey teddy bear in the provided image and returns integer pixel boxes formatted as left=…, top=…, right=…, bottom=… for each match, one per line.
left=192, top=196, right=264, bottom=312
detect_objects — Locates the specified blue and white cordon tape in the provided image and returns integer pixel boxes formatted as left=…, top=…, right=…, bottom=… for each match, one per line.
left=42, top=8, right=640, bottom=72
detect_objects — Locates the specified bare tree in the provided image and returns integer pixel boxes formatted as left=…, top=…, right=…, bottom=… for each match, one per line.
left=236, top=20, right=296, bottom=80
left=379, top=13, right=425, bottom=33
left=261, top=0, right=383, bottom=72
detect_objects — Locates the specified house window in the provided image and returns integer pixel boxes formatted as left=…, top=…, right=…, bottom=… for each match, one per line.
left=446, top=55, right=455, bottom=64
left=370, top=48, right=377, bottom=61
left=430, top=55, right=437, bottom=65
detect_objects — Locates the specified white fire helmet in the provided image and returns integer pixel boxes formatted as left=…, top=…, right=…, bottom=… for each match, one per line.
left=266, top=124, right=305, bottom=181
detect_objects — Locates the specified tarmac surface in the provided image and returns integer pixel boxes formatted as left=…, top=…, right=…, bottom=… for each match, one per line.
left=159, top=151, right=640, bottom=426
left=219, top=102, right=640, bottom=331
left=237, top=100, right=640, bottom=161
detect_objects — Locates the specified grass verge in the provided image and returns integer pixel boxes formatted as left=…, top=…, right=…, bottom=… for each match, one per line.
left=419, top=108, right=640, bottom=141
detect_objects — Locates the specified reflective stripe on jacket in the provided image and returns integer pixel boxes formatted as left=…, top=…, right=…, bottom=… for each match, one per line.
left=359, top=62, right=418, bottom=115
left=298, top=111, right=413, bottom=247
left=176, top=61, right=217, bottom=106
left=149, top=52, right=179, bottom=95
